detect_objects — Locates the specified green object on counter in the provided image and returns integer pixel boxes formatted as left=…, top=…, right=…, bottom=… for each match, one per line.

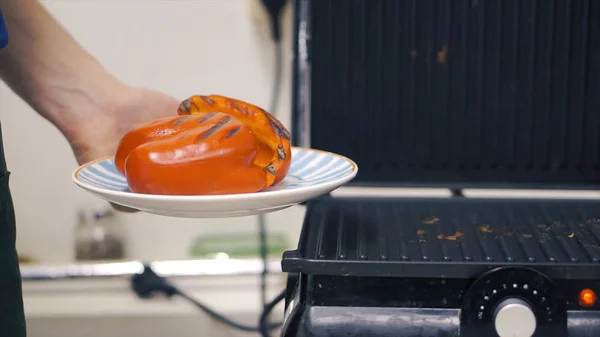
left=189, top=233, right=289, bottom=258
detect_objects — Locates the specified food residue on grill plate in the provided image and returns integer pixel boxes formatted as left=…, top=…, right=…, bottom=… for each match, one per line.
left=421, top=216, right=439, bottom=225
left=480, top=224, right=493, bottom=232
left=436, top=231, right=464, bottom=241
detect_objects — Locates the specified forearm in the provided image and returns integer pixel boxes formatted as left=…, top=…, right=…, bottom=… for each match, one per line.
left=0, top=0, right=124, bottom=139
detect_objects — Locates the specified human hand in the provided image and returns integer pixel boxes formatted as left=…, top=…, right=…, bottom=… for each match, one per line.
left=69, top=85, right=180, bottom=165
left=67, top=84, right=180, bottom=212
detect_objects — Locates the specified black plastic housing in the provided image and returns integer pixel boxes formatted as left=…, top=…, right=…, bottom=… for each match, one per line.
left=280, top=197, right=600, bottom=337
left=291, top=0, right=600, bottom=190
left=283, top=0, right=600, bottom=336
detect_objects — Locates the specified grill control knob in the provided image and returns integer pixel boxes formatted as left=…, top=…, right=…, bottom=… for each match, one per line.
left=494, top=298, right=537, bottom=337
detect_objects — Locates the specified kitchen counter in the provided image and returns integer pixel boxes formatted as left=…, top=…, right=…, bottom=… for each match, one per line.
left=20, top=257, right=282, bottom=280
left=21, top=259, right=286, bottom=337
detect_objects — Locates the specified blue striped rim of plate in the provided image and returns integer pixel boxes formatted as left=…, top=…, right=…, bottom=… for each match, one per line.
left=74, top=147, right=357, bottom=194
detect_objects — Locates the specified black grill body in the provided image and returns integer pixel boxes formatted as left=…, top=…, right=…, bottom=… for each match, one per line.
left=281, top=0, right=600, bottom=336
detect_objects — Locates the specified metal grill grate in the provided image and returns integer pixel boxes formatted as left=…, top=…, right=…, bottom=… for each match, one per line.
left=283, top=197, right=600, bottom=279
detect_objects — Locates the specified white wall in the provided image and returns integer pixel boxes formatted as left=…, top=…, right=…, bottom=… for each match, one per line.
left=1, top=0, right=305, bottom=263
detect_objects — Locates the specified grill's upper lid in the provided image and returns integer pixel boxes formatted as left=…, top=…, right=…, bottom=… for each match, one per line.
left=291, top=0, right=600, bottom=189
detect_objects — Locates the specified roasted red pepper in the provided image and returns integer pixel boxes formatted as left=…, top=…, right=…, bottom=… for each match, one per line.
left=177, top=95, right=292, bottom=185
left=115, top=95, right=292, bottom=195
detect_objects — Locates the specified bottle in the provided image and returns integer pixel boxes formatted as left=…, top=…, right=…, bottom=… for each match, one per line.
left=75, top=209, right=92, bottom=261
left=75, top=204, right=126, bottom=261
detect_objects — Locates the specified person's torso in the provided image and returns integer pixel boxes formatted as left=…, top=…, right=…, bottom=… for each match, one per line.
left=0, top=9, right=27, bottom=337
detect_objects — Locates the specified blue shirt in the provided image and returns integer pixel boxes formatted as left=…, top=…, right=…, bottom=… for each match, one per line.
left=0, top=9, right=8, bottom=49
left=0, top=9, right=24, bottom=337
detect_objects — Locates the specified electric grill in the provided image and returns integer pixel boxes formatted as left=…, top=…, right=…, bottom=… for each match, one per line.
left=280, top=0, right=600, bottom=336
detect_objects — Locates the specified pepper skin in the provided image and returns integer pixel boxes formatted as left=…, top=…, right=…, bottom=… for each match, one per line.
left=116, top=113, right=276, bottom=195
left=116, top=95, right=293, bottom=195
left=115, top=116, right=185, bottom=176
left=177, top=95, right=292, bottom=186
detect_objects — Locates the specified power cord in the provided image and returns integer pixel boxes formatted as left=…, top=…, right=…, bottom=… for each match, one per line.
left=259, top=289, right=286, bottom=337
left=131, top=264, right=283, bottom=333
left=130, top=2, right=290, bottom=335
left=257, top=0, right=288, bottom=332
left=257, top=28, right=284, bottom=309
left=261, top=0, right=287, bottom=43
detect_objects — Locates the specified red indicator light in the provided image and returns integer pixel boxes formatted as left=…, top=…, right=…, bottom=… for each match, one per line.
left=579, top=288, right=597, bottom=308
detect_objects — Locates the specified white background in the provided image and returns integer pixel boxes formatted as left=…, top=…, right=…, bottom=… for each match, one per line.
left=1, top=0, right=305, bottom=263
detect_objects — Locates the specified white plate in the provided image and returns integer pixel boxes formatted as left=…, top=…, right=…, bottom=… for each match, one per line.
left=72, top=147, right=358, bottom=218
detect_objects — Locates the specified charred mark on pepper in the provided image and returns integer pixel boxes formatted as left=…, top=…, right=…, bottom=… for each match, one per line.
left=267, top=114, right=291, bottom=140
left=200, top=95, right=215, bottom=105
left=231, top=101, right=255, bottom=117
left=197, top=116, right=232, bottom=141
left=224, top=126, right=241, bottom=139
left=172, top=115, right=190, bottom=126
left=265, top=164, right=276, bottom=175
left=178, top=99, right=191, bottom=113
left=277, top=145, right=286, bottom=159
left=198, top=112, right=218, bottom=124
left=190, top=99, right=200, bottom=111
